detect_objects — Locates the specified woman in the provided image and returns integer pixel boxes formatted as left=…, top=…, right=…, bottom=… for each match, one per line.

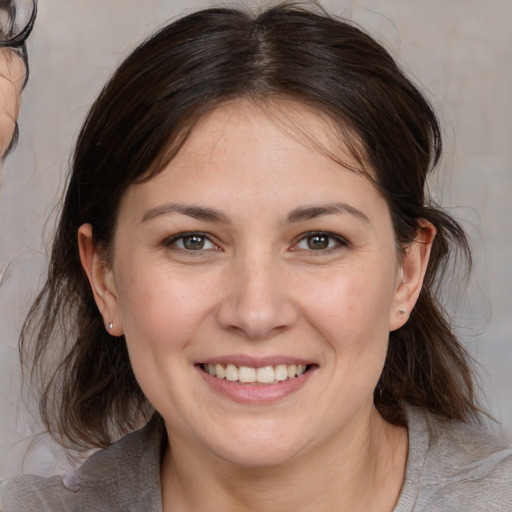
left=1, top=2, right=510, bottom=511
left=0, top=0, right=36, bottom=157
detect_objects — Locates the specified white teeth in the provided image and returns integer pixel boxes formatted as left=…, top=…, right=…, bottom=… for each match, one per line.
left=275, top=364, right=288, bottom=381
left=239, top=366, right=256, bottom=383
left=215, top=364, right=226, bottom=379
left=203, top=363, right=309, bottom=383
left=225, top=364, right=239, bottom=381
left=256, top=366, right=275, bottom=383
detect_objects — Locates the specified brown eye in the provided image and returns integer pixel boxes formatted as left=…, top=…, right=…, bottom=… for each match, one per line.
left=183, top=234, right=206, bottom=250
left=164, top=232, right=217, bottom=251
left=293, top=231, right=348, bottom=252
left=307, top=234, right=330, bottom=250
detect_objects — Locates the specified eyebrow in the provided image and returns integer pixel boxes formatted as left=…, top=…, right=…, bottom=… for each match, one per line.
left=287, top=203, right=370, bottom=225
left=141, top=201, right=370, bottom=225
left=141, top=203, right=231, bottom=224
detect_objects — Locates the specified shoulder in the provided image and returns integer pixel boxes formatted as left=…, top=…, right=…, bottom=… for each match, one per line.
left=400, top=405, right=512, bottom=511
left=0, top=418, right=163, bottom=512
left=420, top=407, right=512, bottom=486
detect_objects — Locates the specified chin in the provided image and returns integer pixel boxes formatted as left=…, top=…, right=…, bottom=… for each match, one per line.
left=203, top=421, right=310, bottom=468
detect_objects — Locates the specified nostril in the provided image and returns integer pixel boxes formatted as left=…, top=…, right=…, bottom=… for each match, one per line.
left=216, top=298, right=299, bottom=341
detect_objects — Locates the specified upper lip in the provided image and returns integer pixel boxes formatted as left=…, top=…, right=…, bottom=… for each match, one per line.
left=197, top=355, right=314, bottom=367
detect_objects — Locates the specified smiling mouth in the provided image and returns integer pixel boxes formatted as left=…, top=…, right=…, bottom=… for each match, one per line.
left=200, top=363, right=312, bottom=385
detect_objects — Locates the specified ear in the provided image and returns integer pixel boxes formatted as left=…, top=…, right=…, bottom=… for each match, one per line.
left=78, top=224, right=124, bottom=336
left=389, top=219, right=436, bottom=331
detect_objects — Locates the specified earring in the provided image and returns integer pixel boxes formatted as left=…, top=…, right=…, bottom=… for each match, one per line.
left=106, top=322, right=113, bottom=331
left=397, top=309, right=407, bottom=320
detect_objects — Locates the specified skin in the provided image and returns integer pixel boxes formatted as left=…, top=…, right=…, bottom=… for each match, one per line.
left=79, top=100, right=434, bottom=512
left=0, top=48, right=24, bottom=158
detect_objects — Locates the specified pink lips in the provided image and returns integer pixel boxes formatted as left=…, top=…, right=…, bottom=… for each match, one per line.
left=196, top=357, right=315, bottom=404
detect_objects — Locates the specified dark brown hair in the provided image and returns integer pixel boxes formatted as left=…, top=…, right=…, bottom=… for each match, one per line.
left=21, top=2, right=480, bottom=450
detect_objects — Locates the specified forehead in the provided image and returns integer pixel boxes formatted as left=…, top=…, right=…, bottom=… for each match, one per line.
left=117, top=99, right=390, bottom=230
left=141, top=97, right=369, bottom=183
left=135, top=100, right=359, bottom=186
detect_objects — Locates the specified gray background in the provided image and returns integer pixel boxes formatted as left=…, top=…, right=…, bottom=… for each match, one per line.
left=0, top=0, right=510, bottom=477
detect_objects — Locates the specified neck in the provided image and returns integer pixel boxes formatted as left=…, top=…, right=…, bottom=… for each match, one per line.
left=161, top=406, right=407, bottom=512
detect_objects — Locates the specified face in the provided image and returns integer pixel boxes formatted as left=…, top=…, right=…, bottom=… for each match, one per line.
left=81, top=100, right=428, bottom=468
left=0, top=48, right=25, bottom=157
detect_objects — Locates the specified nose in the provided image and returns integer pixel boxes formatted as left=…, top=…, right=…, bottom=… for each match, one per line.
left=216, top=253, right=298, bottom=340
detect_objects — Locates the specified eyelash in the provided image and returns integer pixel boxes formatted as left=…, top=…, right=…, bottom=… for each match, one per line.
left=163, top=232, right=219, bottom=252
left=291, top=231, right=349, bottom=253
left=163, top=230, right=348, bottom=254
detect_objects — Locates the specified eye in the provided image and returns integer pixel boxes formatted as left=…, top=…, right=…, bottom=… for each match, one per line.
left=164, top=232, right=218, bottom=251
left=293, top=231, right=347, bottom=252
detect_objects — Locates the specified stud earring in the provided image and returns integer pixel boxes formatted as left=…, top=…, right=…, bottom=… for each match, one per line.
left=106, top=322, right=113, bottom=331
left=397, top=309, right=407, bottom=320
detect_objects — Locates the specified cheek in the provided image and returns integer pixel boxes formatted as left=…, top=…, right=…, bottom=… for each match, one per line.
left=112, top=266, right=213, bottom=409
left=298, top=264, right=397, bottom=340
left=114, top=265, right=203, bottom=348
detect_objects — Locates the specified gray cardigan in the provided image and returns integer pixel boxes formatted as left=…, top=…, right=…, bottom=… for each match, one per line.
left=1, top=406, right=511, bottom=511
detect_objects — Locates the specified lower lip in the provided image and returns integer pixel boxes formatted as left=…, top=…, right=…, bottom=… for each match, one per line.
left=197, top=366, right=314, bottom=404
